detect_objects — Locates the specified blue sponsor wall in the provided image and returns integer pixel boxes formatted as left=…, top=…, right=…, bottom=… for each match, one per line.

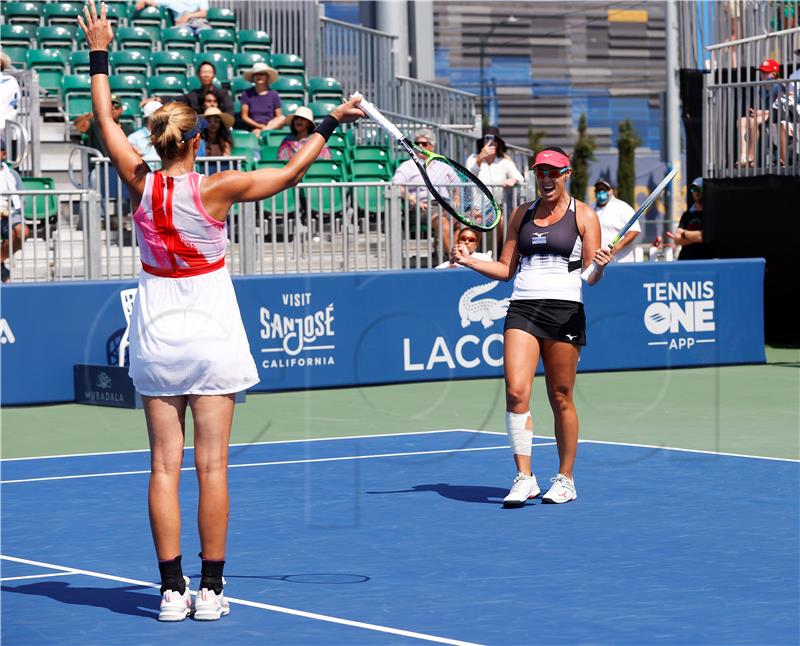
left=0, top=259, right=765, bottom=405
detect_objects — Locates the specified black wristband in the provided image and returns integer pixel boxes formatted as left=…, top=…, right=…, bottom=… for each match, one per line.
left=89, top=50, right=109, bottom=76
left=313, top=115, right=339, bottom=141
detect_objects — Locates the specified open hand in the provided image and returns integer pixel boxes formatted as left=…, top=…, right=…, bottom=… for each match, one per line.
left=77, top=1, right=114, bottom=51
left=331, top=93, right=367, bottom=124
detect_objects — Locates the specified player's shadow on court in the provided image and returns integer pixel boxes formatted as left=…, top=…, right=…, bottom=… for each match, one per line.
left=366, top=483, right=507, bottom=504
left=1, top=581, right=159, bottom=619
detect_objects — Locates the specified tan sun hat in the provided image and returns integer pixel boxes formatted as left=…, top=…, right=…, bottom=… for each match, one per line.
left=202, top=106, right=235, bottom=129
left=286, top=106, right=315, bottom=127
left=243, top=62, right=279, bottom=84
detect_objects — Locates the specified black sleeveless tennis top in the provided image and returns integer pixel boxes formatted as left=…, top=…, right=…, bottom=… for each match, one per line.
left=511, top=198, right=584, bottom=302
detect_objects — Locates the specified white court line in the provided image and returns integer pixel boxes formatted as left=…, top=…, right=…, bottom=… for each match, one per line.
left=467, top=430, right=800, bottom=463
left=0, top=444, right=562, bottom=485
left=0, top=429, right=473, bottom=462
left=0, top=555, right=482, bottom=646
left=0, top=571, right=79, bottom=582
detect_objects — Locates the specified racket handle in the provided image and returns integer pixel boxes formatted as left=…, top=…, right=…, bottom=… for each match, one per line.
left=352, top=93, right=404, bottom=141
left=580, top=262, right=598, bottom=282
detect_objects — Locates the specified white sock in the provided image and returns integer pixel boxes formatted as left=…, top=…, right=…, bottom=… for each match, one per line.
left=505, top=411, right=532, bottom=457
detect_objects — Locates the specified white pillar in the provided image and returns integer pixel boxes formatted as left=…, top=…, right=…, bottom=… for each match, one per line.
left=376, top=0, right=410, bottom=78
left=665, top=0, right=683, bottom=226
left=410, top=0, right=435, bottom=81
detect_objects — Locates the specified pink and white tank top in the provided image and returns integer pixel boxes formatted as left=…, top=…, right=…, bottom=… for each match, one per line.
left=133, top=172, right=227, bottom=278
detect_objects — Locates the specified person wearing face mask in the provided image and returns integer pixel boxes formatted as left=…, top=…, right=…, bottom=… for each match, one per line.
left=593, top=177, right=639, bottom=264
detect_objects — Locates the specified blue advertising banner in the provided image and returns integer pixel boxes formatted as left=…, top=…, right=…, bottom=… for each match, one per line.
left=0, top=259, right=765, bottom=405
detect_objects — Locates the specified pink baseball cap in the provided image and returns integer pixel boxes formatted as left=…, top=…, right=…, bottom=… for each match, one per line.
left=531, top=148, right=571, bottom=169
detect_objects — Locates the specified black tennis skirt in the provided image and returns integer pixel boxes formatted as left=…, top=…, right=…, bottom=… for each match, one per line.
left=504, top=299, right=586, bottom=346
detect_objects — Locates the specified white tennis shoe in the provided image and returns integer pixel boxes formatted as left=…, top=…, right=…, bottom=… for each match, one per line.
left=158, top=576, right=192, bottom=622
left=193, top=580, right=230, bottom=621
left=542, top=474, right=577, bottom=504
left=502, top=472, right=540, bottom=507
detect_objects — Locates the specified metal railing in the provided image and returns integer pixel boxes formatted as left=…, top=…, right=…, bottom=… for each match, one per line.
left=707, top=27, right=800, bottom=78
left=394, top=76, right=479, bottom=131
left=679, top=0, right=800, bottom=69
left=704, top=77, right=799, bottom=178
left=319, top=17, right=397, bottom=111
left=3, top=69, right=41, bottom=176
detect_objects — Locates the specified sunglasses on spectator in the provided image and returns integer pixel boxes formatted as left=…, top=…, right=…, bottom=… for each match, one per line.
left=534, top=167, right=570, bottom=179
left=415, top=140, right=432, bottom=147
left=459, top=236, right=478, bottom=243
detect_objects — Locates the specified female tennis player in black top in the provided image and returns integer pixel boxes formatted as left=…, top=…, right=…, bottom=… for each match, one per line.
left=452, top=147, right=611, bottom=506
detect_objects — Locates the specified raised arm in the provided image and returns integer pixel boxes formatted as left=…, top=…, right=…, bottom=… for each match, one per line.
left=200, top=96, right=365, bottom=219
left=451, top=202, right=527, bottom=281
left=77, top=2, right=148, bottom=200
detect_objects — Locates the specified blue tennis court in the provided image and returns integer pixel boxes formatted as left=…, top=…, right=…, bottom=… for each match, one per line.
left=2, top=430, right=798, bottom=645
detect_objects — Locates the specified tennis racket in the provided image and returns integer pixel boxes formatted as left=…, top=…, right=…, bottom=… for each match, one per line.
left=354, top=95, right=502, bottom=232
left=581, top=167, right=679, bottom=281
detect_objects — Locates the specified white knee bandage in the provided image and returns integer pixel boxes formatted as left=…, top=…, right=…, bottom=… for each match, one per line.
left=505, top=411, right=532, bottom=456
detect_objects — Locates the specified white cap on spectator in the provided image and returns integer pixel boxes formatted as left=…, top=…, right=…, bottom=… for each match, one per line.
left=142, top=100, right=164, bottom=119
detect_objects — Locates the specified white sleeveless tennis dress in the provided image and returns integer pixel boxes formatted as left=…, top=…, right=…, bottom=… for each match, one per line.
left=127, top=171, right=259, bottom=396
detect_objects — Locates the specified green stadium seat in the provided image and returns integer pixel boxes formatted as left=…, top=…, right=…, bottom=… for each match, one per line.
left=327, top=147, right=346, bottom=164
left=193, top=52, right=231, bottom=82
left=20, top=177, right=58, bottom=223
left=271, top=76, right=305, bottom=100
left=116, top=26, right=155, bottom=54
left=307, top=77, right=343, bottom=101
left=237, top=30, right=272, bottom=53
left=354, top=181, right=386, bottom=212
left=259, top=145, right=281, bottom=161
left=260, top=128, right=291, bottom=147
left=2, top=46, right=30, bottom=69
left=350, top=160, right=392, bottom=180
left=1, top=25, right=34, bottom=68
left=305, top=160, right=345, bottom=180
left=150, top=50, right=190, bottom=75
left=42, top=2, right=81, bottom=26
left=119, top=97, right=139, bottom=130
left=101, top=2, right=129, bottom=26
left=147, top=74, right=187, bottom=98
left=162, top=26, right=196, bottom=52
left=304, top=178, right=343, bottom=214
left=261, top=188, right=296, bottom=218
left=68, top=50, right=91, bottom=74
left=110, top=50, right=150, bottom=75
left=270, top=53, right=305, bottom=82
left=231, top=129, right=260, bottom=151
left=232, top=52, right=267, bottom=75
left=352, top=145, right=392, bottom=164
left=130, top=5, right=166, bottom=28
left=327, top=132, right=348, bottom=151
left=35, top=25, right=76, bottom=55
left=280, top=98, right=302, bottom=118
left=230, top=77, right=253, bottom=95
left=2, top=2, right=43, bottom=26
left=26, top=49, right=67, bottom=95
left=61, top=73, right=92, bottom=119
left=307, top=100, right=339, bottom=120
left=198, top=28, right=236, bottom=53
left=207, top=7, right=236, bottom=29
left=109, top=74, right=146, bottom=101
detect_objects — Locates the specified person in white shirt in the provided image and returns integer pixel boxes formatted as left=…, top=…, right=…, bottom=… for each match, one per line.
left=127, top=99, right=163, bottom=167
left=592, top=177, right=639, bottom=263
left=435, top=227, right=492, bottom=268
left=465, top=127, right=524, bottom=214
left=0, top=52, right=21, bottom=129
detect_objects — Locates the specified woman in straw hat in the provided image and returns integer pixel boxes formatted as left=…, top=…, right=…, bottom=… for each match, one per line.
left=277, top=106, right=331, bottom=161
left=201, top=106, right=234, bottom=157
left=78, top=1, right=365, bottom=622
left=240, top=61, right=284, bottom=134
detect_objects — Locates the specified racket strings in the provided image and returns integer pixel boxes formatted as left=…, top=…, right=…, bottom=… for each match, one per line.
left=424, top=159, right=499, bottom=229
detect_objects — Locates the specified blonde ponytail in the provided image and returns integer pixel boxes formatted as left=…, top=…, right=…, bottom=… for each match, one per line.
left=149, top=102, right=199, bottom=161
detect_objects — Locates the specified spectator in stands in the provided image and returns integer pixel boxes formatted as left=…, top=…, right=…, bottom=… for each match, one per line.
left=75, top=94, right=134, bottom=156
left=0, top=138, right=29, bottom=283
left=277, top=106, right=331, bottom=161
left=738, top=58, right=782, bottom=167
left=201, top=107, right=233, bottom=157
left=465, top=127, right=524, bottom=213
left=592, top=177, right=640, bottom=263
left=774, top=67, right=799, bottom=166
left=159, top=62, right=233, bottom=116
left=0, top=52, right=20, bottom=128
left=392, top=128, right=459, bottom=257
left=128, top=100, right=163, bottom=166
left=203, top=91, right=219, bottom=111
left=667, top=177, right=713, bottom=260
left=135, top=0, right=210, bottom=30
left=239, top=62, right=284, bottom=134
left=435, top=227, right=492, bottom=269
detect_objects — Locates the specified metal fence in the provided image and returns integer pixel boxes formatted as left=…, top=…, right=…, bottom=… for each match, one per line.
left=704, top=28, right=800, bottom=178
left=394, top=76, right=479, bottom=131
left=3, top=69, right=41, bottom=176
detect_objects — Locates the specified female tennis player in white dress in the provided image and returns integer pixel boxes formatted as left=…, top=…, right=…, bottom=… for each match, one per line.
left=79, top=1, right=365, bottom=622
left=452, top=147, right=612, bottom=508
